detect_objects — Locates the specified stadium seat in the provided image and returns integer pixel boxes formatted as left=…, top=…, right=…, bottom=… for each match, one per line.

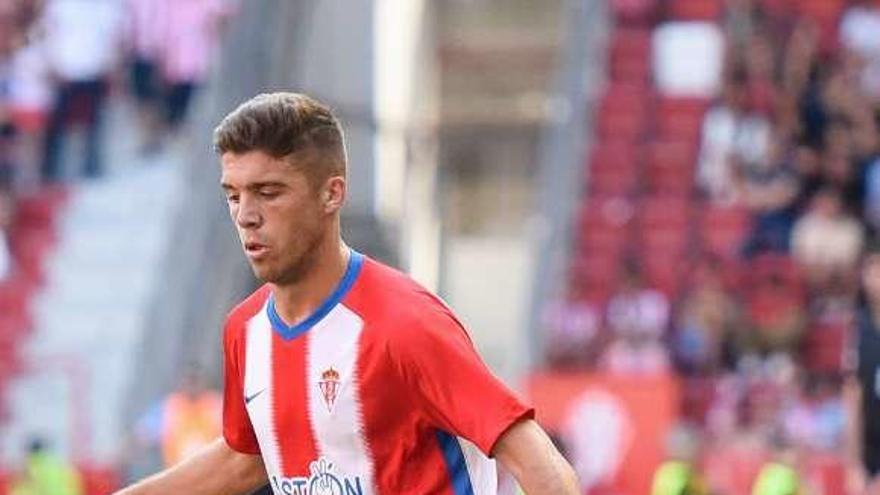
left=587, top=141, right=641, bottom=195
left=610, top=29, right=652, bottom=83
left=801, top=321, right=848, bottom=374
left=598, top=107, right=647, bottom=142
left=641, top=251, right=685, bottom=296
left=700, top=205, right=751, bottom=259
left=79, top=465, right=121, bottom=495
left=570, top=251, right=622, bottom=301
left=636, top=195, right=691, bottom=230
left=610, top=0, right=658, bottom=26
left=759, top=0, right=793, bottom=18
left=13, top=193, right=60, bottom=231
left=655, top=97, right=709, bottom=140
left=703, top=446, right=769, bottom=495
left=644, top=140, right=697, bottom=194
left=795, top=0, right=844, bottom=24
left=0, top=278, right=31, bottom=323
left=597, top=84, right=651, bottom=141
left=577, top=197, right=635, bottom=253
left=667, top=0, right=723, bottom=21
left=803, top=453, right=845, bottom=495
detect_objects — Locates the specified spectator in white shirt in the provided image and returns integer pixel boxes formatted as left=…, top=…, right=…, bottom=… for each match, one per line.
left=840, top=0, right=880, bottom=102
left=792, top=187, right=864, bottom=287
left=40, top=0, right=123, bottom=182
left=156, top=0, right=236, bottom=131
left=606, top=261, right=671, bottom=338
left=697, top=70, right=771, bottom=204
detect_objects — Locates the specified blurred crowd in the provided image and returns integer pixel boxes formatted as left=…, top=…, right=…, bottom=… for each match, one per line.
left=546, top=0, right=880, bottom=493
left=0, top=0, right=235, bottom=282
left=0, top=1, right=234, bottom=492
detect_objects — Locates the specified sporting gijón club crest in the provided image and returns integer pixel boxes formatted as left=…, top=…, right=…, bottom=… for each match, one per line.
left=319, top=367, right=341, bottom=413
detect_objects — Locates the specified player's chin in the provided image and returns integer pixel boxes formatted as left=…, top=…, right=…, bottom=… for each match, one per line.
left=248, top=261, right=278, bottom=283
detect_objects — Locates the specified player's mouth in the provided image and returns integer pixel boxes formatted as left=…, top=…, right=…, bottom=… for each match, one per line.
left=244, top=241, right=269, bottom=260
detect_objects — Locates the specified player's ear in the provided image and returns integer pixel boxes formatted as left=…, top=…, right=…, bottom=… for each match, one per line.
left=322, top=176, right=346, bottom=214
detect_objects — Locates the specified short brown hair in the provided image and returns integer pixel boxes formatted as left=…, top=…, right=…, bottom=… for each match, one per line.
left=213, top=92, right=346, bottom=182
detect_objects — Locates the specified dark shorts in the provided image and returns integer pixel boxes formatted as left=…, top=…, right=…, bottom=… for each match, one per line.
left=130, top=58, right=159, bottom=102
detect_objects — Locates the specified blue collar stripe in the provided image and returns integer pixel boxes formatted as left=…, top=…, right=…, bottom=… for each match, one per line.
left=267, top=250, right=364, bottom=340
left=435, top=430, right=475, bottom=495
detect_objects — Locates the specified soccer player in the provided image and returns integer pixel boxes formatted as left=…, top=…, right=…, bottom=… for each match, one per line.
left=116, top=92, right=580, bottom=495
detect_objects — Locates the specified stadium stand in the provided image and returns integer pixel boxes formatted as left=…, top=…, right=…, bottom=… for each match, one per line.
left=543, top=0, right=880, bottom=492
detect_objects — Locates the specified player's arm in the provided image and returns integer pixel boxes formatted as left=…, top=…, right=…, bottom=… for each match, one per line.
left=115, top=437, right=267, bottom=495
left=492, top=419, right=580, bottom=495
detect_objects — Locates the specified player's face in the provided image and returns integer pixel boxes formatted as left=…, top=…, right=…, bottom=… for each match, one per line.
left=220, top=150, right=329, bottom=285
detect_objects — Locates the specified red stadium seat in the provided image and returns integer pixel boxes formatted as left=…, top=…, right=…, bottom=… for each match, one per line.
left=636, top=195, right=692, bottom=230
left=655, top=97, right=709, bottom=140
left=577, top=197, right=635, bottom=252
left=79, top=465, right=121, bottom=495
left=703, top=446, right=769, bottom=495
left=645, top=140, right=697, bottom=194
left=641, top=250, right=685, bottom=296
left=802, top=321, right=849, bottom=374
left=759, top=0, right=793, bottom=18
left=587, top=142, right=641, bottom=195
left=700, top=205, right=751, bottom=259
left=803, top=453, right=845, bottom=495
left=610, top=29, right=652, bottom=84
left=611, top=0, right=658, bottom=26
left=598, top=108, right=647, bottom=141
left=668, top=0, right=723, bottom=20
left=795, top=0, right=844, bottom=24
left=597, top=85, right=651, bottom=141
left=570, top=251, right=623, bottom=299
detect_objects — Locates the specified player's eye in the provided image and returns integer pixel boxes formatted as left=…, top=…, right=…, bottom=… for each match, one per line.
left=226, top=193, right=240, bottom=204
left=259, top=189, right=280, bottom=199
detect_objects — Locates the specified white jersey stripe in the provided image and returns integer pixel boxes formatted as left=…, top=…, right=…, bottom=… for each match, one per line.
left=244, top=307, right=282, bottom=482
left=457, top=436, right=498, bottom=495
left=306, top=305, right=376, bottom=494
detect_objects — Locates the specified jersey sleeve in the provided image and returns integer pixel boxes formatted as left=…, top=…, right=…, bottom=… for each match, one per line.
left=222, top=319, right=261, bottom=455
left=391, top=300, right=534, bottom=456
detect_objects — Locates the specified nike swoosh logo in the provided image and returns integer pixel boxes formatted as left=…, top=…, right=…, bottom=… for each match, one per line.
left=245, top=388, right=266, bottom=405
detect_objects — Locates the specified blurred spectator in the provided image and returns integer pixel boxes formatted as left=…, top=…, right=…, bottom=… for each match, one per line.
left=750, top=434, right=802, bottom=495
left=741, top=272, right=806, bottom=355
left=8, top=38, right=51, bottom=187
left=600, top=332, right=671, bottom=376
left=9, top=436, right=84, bottom=495
left=155, top=0, right=236, bottom=134
left=723, top=0, right=764, bottom=52
left=741, top=137, right=800, bottom=256
left=840, top=0, right=880, bottom=103
left=0, top=185, right=12, bottom=280
left=650, top=425, right=709, bottom=495
left=125, top=0, right=166, bottom=153
left=542, top=283, right=601, bottom=368
left=697, top=69, right=771, bottom=203
left=134, top=367, right=221, bottom=469
left=40, top=0, right=123, bottom=182
left=782, top=374, right=846, bottom=453
left=864, top=154, right=880, bottom=235
left=791, top=187, right=864, bottom=287
left=602, top=262, right=671, bottom=375
left=607, top=261, right=670, bottom=338
left=851, top=252, right=880, bottom=489
left=672, top=258, right=740, bottom=375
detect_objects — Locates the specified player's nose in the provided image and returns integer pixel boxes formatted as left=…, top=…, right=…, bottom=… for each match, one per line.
left=236, top=197, right=261, bottom=229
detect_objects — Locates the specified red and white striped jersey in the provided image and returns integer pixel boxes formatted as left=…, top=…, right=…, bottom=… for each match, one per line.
left=222, top=251, right=533, bottom=495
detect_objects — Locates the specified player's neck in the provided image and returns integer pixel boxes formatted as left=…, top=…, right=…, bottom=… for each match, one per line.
left=271, top=239, right=350, bottom=327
